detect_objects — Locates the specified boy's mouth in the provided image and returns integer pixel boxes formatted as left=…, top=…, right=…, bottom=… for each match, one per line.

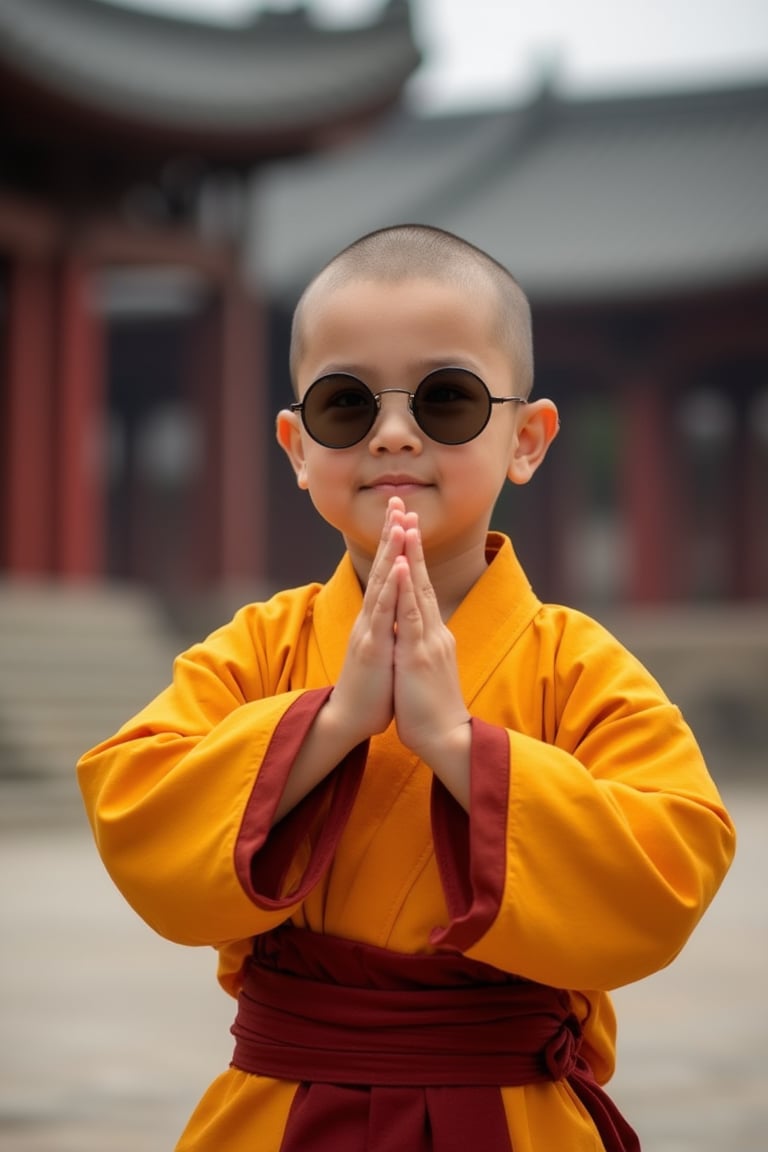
left=363, top=475, right=430, bottom=493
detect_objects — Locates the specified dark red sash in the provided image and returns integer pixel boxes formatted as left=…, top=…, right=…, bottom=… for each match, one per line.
left=231, top=927, right=640, bottom=1152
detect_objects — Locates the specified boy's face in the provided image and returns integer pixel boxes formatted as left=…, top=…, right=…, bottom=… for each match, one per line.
left=278, top=276, right=554, bottom=570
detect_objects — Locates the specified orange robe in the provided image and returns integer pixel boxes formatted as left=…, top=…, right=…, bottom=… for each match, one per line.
left=77, top=533, right=735, bottom=1151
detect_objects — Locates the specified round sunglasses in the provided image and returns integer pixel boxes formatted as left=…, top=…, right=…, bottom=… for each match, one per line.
left=290, top=367, right=527, bottom=449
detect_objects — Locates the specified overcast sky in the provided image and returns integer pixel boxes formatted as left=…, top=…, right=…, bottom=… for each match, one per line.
left=112, top=0, right=768, bottom=110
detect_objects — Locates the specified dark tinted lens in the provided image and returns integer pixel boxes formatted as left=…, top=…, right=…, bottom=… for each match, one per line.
left=302, top=375, right=376, bottom=447
left=412, top=369, right=491, bottom=444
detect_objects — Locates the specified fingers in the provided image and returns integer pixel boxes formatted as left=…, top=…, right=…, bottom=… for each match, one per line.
left=365, top=503, right=442, bottom=640
left=391, top=529, right=470, bottom=766
left=401, top=519, right=441, bottom=628
left=357, top=497, right=409, bottom=649
left=393, top=552, right=421, bottom=639
left=333, top=501, right=403, bottom=742
left=363, top=499, right=404, bottom=607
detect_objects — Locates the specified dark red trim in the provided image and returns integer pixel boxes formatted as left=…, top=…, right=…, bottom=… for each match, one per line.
left=234, top=688, right=367, bottom=908
left=430, top=718, right=510, bottom=952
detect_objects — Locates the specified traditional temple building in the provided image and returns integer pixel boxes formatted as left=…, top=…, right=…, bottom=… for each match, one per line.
left=0, top=0, right=420, bottom=592
left=254, top=78, right=768, bottom=605
left=1, top=0, right=766, bottom=607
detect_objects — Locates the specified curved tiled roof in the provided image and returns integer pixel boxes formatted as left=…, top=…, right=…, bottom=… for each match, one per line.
left=0, top=0, right=420, bottom=151
left=250, top=79, right=768, bottom=300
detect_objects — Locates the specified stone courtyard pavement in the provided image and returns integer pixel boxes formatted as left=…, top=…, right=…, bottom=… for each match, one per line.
left=0, top=780, right=764, bottom=1152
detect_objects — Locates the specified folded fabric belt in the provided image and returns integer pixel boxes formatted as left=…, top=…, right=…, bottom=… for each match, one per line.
left=230, top=927, right=639, bottom=1152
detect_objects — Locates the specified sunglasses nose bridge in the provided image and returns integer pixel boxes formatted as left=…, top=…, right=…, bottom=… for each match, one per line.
left=373, top=387, right=415, bottom=406
left=367, top=388, right=421, bottom=444
left=371, top=388, right=418, bottom=423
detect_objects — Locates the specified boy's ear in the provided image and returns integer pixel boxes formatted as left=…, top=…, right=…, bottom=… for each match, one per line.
left=276, top=410, right=309, bottom=490
left=507, top=399, right=560, bottom=485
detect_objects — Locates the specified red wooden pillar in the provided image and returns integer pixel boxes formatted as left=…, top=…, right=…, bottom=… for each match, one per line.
left=4, top=255, right=56, bottom=574
left=621, top=377, right=680, bottom=601
left=186, top=301, right=220, bottom=586
left=54, top=255, right=106, bottom=578
left=216, top=272, right=266, bottom=585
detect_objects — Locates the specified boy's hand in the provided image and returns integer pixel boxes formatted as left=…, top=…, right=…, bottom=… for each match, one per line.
left=392, top=520, right=472, bottom=806
left=327, top=499, right=471, bottom=808
left=326, top=498, right=406, bottom=745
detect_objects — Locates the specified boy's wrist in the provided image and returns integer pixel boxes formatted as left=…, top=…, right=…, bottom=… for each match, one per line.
left=319, top=690, right=377, bottom=756
left=410, top=718, right=472, bottom=810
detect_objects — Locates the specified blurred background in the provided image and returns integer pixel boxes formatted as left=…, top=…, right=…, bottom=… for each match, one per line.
left=0, top=0, right=766, bottom=1149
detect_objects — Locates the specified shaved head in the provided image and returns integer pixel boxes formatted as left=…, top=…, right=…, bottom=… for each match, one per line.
left=289, top=224, right=534, bottom=397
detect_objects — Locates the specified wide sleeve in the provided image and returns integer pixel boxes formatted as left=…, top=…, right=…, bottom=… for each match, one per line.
left=77, top=597, right=364, bottom=948
left=431, top=612, right=736, bottom=992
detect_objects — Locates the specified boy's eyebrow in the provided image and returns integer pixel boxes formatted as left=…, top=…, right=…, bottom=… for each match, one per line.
left=308, top=355, right=487, bottom=382
left=309, top=361, right=362, bottom=376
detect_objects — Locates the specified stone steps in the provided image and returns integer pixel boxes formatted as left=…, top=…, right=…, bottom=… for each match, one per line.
left=0, top=581, right=181, bottom=788
left=0, top=581, right=764, bottom=826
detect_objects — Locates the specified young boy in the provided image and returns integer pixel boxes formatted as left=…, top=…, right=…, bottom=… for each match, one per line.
left=78, top=224, right=735, bottom=1151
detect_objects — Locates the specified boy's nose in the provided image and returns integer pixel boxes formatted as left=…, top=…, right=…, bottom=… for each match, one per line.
left=368, top=392, right=422, bottom=452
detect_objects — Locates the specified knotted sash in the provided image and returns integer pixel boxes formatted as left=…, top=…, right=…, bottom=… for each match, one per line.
left=230, top=928, right=639, bottom=1151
